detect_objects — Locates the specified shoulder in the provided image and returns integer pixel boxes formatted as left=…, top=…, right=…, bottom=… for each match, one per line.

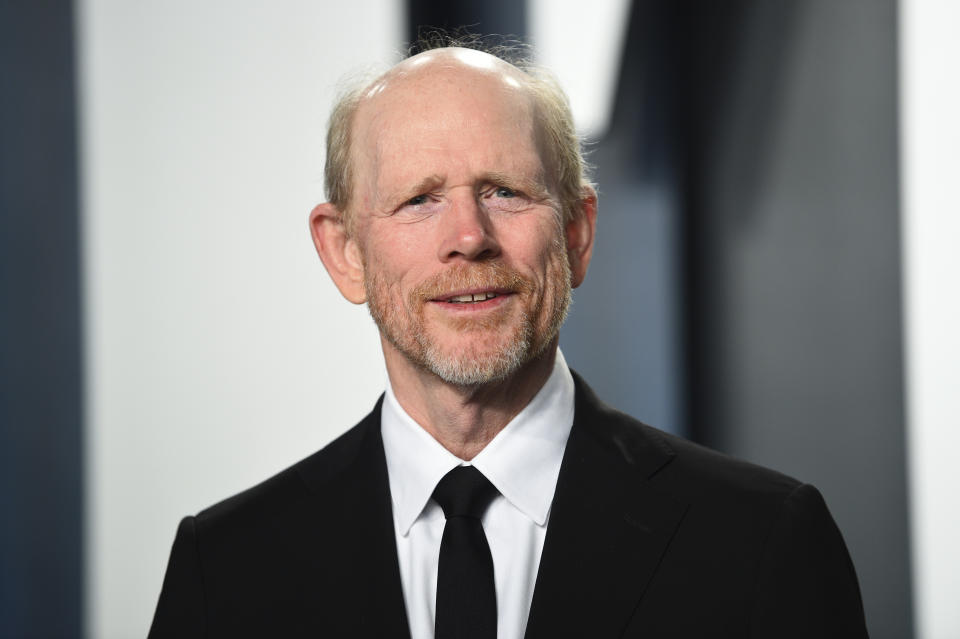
left=191, top=397, right=383, bottom=535
left=573, top=371, right=799, bottom=488
left=571, top=371, right=804, bottom=518
left=569, top=373, right=867, bottom=634
left=149, top=397, right=399, bottom=636
left=654, top=427, right=802, bottom=505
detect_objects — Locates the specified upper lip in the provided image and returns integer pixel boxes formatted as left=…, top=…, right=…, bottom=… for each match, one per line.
left=432, top=287, right=513, bottom=302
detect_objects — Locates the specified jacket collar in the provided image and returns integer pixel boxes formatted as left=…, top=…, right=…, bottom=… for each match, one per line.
left=297, top=372, right=686, bottom=639
left=523, top=371, right=688, bottom=638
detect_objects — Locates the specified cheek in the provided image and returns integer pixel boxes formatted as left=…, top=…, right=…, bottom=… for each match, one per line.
left=361, top=244, right=422, bottom=310
left=365, top=219, right=434, bottom=266
left=519, top=220, right=567, bottom=277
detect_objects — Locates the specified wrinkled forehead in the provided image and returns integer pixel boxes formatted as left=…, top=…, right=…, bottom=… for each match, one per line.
left=347, top=49, right=544, bottom=201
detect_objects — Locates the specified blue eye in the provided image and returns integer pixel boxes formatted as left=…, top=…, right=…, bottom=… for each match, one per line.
left=495, top=187, right=517, bottom=198
left=406, top=194, right=429, bottom=206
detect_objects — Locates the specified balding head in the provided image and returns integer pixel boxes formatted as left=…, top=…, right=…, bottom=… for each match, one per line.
left=368, top=46, right=529, bottom=96
left=324, top=44, right=590, bottom=236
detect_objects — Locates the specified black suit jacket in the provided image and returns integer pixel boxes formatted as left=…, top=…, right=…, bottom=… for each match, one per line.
left=149, top=373, right=868, bottom=638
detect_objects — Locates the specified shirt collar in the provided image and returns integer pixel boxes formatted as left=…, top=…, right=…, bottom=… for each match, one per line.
left=381, top=349, right=576, bottom=536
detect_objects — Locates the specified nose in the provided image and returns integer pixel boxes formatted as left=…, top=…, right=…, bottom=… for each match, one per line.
left=436, top=192, right=501, bottom=262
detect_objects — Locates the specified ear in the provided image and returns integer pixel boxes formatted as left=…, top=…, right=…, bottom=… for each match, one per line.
left=309, top=203, right=366, bottom=304
left=565, top=185, right=597, bottom=288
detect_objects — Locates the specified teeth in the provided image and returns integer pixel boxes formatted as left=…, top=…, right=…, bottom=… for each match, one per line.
left=447, top=292, right=499, bottom=303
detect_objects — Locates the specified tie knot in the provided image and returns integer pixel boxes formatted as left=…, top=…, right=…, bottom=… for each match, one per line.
left=432, top=466, right=498, bottom=519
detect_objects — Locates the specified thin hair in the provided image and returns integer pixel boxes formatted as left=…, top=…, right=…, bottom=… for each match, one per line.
left=323, top=30, right=594, bottom=235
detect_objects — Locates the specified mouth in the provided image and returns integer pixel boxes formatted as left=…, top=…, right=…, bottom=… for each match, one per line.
left=443, top=291, right=501, bottom=304
left=431, top=288, right=513, bottom=307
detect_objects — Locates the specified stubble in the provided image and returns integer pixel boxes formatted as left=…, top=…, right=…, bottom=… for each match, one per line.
left=364, top=241, right=572, bottom=387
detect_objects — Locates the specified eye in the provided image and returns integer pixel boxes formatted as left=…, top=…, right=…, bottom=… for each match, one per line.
left=482, top=184, right=531, bottom=214
left=394, top=192, right=444, bottom=221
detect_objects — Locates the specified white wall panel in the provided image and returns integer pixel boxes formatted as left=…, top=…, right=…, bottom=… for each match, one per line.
left=77, top=3, right=402, bottom=636
left=530, top=0, right=631, bottom=139
left=901, top=2, right=960, bottom=637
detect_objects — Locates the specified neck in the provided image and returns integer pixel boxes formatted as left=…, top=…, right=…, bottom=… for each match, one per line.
left=383, top=338, right=559, bottom=460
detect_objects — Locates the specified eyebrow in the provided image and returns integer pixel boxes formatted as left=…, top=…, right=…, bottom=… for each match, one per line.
left=383, top=174, right=445, bottom=209
left=382, top=170, right=554, bottom=210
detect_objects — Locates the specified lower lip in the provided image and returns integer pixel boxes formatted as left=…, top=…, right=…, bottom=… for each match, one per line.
left=429, top=294, right=513, bottom=313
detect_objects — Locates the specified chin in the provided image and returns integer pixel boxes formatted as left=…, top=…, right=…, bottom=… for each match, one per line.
left=419, top=323, right=562, bottom=387
left=421, top=328, right=532, bottom=386
left=423, top=351, right=527, bottom=387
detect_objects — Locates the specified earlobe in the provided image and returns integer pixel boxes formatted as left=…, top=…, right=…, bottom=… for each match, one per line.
left=566, top=186, right=598, bottom=288
left=309, top=203, right=366, bottom=304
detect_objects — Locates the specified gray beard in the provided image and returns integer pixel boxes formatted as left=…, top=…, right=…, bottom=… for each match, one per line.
left=367, top=279, right=570, bottom=388
left=363, top=233, right=572, bottom=388
left=417, top=315, right=536, bottom=387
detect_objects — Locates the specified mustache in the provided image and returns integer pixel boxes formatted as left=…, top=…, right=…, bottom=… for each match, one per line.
left=411, top=262, right=534, bottom=302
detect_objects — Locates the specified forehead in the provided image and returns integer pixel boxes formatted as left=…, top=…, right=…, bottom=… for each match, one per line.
left=361, top=48, right=530, bottom=118
left=350, top=51, right=542, bottom=202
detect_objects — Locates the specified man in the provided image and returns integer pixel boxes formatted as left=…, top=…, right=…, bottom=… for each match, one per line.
left=149, top=42, right=868, bottom=638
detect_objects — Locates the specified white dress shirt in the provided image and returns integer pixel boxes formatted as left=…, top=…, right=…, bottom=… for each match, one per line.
left=381, top=349, right=576, bottom=639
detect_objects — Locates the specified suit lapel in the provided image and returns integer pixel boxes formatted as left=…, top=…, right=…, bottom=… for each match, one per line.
left=524, top=374, right=688, bottom=639
left=298, top=399, right=411, bottom=638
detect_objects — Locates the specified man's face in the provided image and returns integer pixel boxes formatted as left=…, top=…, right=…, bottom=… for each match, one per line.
left=348, top=51, right=574, bottom=386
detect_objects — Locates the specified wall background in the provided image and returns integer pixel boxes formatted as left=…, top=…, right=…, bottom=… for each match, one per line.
left=77, top=2, right=400, bottom=636
left=676, top=3, right=910, bottom=636
left=0, top=3, right=83, bottom=636
left=900, top=2, right=960, bottom=637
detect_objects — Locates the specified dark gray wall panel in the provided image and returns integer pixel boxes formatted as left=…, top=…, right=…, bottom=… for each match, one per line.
left=563, top=0, right=685, bottom=436
left=0, top=1, right=83, bottom=637
left=685, top=2, right=911, bottom=637
left=562, top=180, right=683, bottom=433
left=406, top=0, right=526, bottom=46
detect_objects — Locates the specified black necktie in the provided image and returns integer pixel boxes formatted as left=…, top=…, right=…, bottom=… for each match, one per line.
left=432, top=465, right=498, bottom=639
